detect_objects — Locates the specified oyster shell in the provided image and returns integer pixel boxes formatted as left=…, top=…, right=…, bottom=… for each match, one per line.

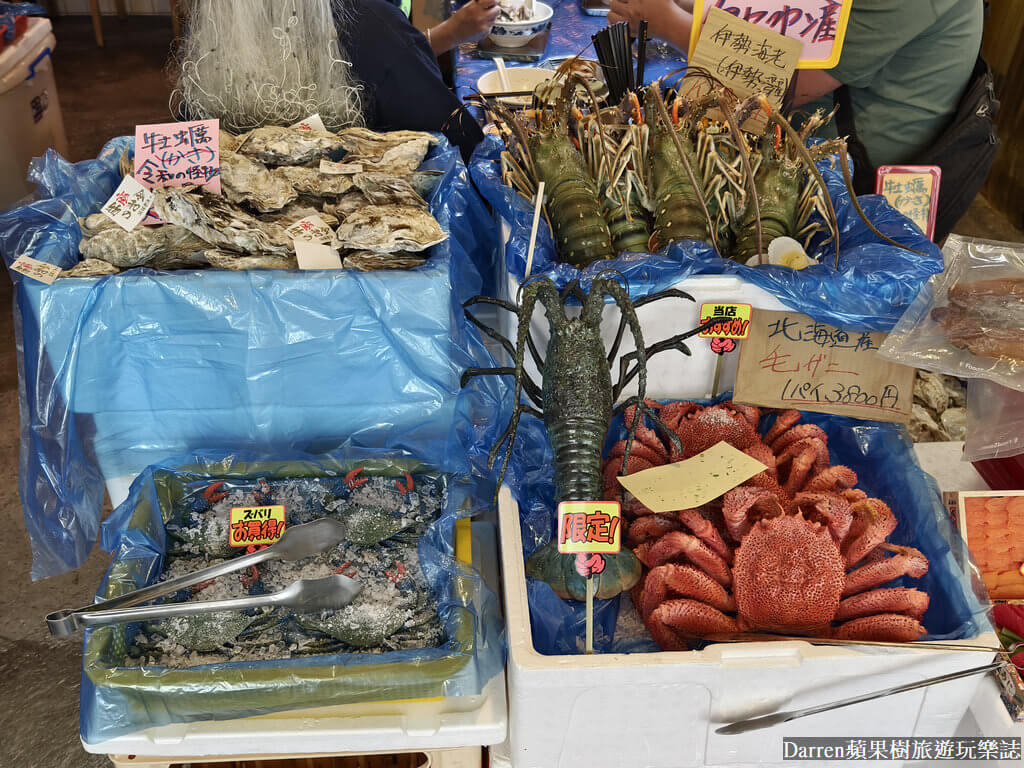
left=60, top=258, right=121, bottom=277
left=940, top=407, right=967, bottom=441
left=909, top=403, right=943, bottom=442
left=914, top=371, right=949, bottom=414
left=201, top=250, right=298, bottom=271
left=152, top=187, right=293, bottom=256
left=220, top=152, right=298, bottom=212
left=275, top=165, right=356, bottom=199
left=79, top=213, right=120, bottom=237
left=236, top=126, right=345, bottom=166
left=79, top=223, right=210, bottom=268
left=353, top=173, right=428, bottom=208
left=336, top=204, right=447, bottom=253
left=342, top=251, right=427, bottom=272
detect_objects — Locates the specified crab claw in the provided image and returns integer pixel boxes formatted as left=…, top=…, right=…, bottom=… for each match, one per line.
left=345, top=468, right=368, bottom=489
left=396, top=473, right=414, bottom=494
left=253, top=478, right=271, bottom=503
left=203, top=481, right=228, bottom=504
left=241, top=565, right=260, bottom=588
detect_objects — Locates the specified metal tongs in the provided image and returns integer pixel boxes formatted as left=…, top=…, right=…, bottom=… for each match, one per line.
left=47, top=518, right=361, bottom=637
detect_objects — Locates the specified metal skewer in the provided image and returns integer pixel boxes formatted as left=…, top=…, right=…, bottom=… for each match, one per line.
left=46, top=517, right=351, bottom=637
left=705, top=632, right=1022, bottom=655
left=716, top=662, right=1005, bottom=735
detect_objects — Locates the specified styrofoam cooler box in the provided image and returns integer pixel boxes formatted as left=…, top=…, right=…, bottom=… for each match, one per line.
left=0, top=16, right=68, bottom=208
left=83, top=522, right=508, bottom=759
left=497, top=487, right=998, bottom=768
left=498, top=271, right=790, bottom=402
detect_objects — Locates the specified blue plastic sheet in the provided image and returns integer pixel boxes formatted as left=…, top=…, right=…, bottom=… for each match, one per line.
left=470, top=134, right=944, bottom=331
left=0, top=135, right=500, bottom=580
left=496, top=395, right=989, bottom=655
left=81, top=447, right=506, bottom=743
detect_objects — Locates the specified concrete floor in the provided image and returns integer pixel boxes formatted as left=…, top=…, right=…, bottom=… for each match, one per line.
left=0, top=15, right=1022, bottom=768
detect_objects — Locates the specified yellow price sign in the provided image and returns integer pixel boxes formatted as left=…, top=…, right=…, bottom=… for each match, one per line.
left=556, top=501, right=621, bottom=555
left=228, top=505, right=286, bottom=548
left=698, top=302, right=753, bottom=339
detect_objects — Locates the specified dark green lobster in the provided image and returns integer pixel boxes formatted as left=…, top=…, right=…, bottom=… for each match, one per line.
left=462, top=275, right=710, bottom=601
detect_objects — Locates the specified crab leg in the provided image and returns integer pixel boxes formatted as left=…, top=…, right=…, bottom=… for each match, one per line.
left=842, top=499, right=898, bottom=567
left=652, top=598, right=739, bottom=638
left=835, top=614, right=926, bottom=642
left=678, top=508, right=734, bottom=563
left=842, top=545, right=929, bottom=597
left=646, top=531, right=733, bottom=586
left=835, top=587, right=930, bottom=621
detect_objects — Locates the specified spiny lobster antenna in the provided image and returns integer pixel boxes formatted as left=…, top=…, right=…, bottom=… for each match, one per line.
left=720, top=93, right=764, bottom=264
left=647, top=82, right=721, bottom=256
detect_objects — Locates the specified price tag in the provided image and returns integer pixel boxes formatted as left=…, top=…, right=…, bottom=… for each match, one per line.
left=285, top=214, right=335, bottom=244
left=10, top=254, right=62, bottom=284
left=690, top=0, right=853, bottom=69
left=616, top=441, right=768, bottom=514
left=875, top=165, right=941, bottom=241
left=698, top=302, right=752, bottom=339
left=134, top=119, right=221, bottom=194
left=680, top=7, right=803, bottom=132
left=557, top=501, right=621, bottom=554
left=294, top=240, right=344, bottom=270
left=228, top=505, right=286, bottom=548
left=733, top=309, right=915, bottom=422
left=290, top=113, right=327, bottom=132
left=100, top=175, right=155, bottom=231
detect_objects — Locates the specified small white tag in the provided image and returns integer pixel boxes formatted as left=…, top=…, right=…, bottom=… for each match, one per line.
left=290, top=113, right=327, bottom=132
left=100, top=175, right=155, bottom=232
left=319, top=159, right=364, bottom=175
left=10, top=255, right=62, bottom=284
left=294, top=240, right=343, bottom=270
left=285, top=214, right=335, bottom=245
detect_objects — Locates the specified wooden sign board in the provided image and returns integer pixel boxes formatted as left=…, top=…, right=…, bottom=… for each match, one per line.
left=680, top=7, right=802, bottom=133
left=957, top=490, right=1024, bottom=600
left=733, top=309, right=915, bottom=423
left=875, top=165, right=941, bottom=241
left=690, top=0, right=853, bottom=69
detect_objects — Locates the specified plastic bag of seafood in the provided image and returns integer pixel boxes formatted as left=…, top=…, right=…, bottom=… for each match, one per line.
left=880, top=234, right=1024, bottom=391
left=0, top=133, right=499, bottom=580
left=470, top=134, right=941, bottom=331
left=493, top=396, right=990, bottom=655
left=80, top=449, right=506, bottom=743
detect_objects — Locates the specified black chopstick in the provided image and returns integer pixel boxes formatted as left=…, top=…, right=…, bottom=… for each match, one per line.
left=636, top=20, right=648, bottom=90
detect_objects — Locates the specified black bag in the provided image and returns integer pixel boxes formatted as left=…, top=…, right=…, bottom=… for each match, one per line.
left=835, top=55, right=1001, bottom=242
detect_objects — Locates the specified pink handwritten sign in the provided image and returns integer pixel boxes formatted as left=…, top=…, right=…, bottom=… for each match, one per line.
left=690, top=0, right=852, bottom=69
left=133, top=119, right=221, bottom=194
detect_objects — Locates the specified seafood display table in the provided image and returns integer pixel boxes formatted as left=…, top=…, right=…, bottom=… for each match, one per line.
left=453, top=0, right=686, bottom=101
left=82, top=523, right=507, bottom=766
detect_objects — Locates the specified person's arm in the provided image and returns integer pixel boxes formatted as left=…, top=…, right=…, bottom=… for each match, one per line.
left=426, top=0, right=500, bottom=55
left=791, top=69, right=843, bottom=107
left=608, top=0, right=692, bottom=53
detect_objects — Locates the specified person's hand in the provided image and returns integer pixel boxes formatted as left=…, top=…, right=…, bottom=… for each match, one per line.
left=450, top=0, right=501, bottom=44
left=608, top=0, right=692, bottom=52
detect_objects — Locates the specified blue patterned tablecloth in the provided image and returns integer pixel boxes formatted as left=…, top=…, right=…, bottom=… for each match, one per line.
left=454, top=0, right=686, bottom=100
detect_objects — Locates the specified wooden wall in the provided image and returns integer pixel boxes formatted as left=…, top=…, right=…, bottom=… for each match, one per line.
left=982, top=0, right=1024, bottom=230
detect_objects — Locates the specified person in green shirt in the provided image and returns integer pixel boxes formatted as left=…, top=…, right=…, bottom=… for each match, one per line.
left=609, top=0, right=984, bottom=169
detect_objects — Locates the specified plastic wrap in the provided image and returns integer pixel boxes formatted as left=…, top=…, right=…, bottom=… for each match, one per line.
left=963, top=379, right=1024, bottom=463
left=0, top=135, right=501, bottom=580
left=493, top=394, right=990, bottom=655
left=470, top=135, right=943, bottom=331
left=81, top=448, right=506, bottom=743
left=880, top=235, right=1024, bottom=391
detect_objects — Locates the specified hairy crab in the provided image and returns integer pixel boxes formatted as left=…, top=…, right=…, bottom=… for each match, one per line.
left=604, top=401, right=931, bottom=651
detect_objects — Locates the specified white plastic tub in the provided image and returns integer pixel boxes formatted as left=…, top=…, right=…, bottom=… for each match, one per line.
left=498, top=271, right=790, bottom=402
left=0, top=17, right=68, bottom=208
left=497, top=487, right=998, bottom=768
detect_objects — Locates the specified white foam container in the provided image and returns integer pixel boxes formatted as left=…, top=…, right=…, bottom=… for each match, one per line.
left=497, top=486, right=998, bottom=768
left=83, top=522, right=508, bottom=759
left=0, top=17, right=68, bottom=208
left=498, top=270, right=790, bottom=402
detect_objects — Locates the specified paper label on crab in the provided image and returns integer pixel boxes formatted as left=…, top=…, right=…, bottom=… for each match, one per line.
left=557, top=502, right=621, bottom=554
left=100, top=175, right=155, bottom=232
left=698, top=303, right=752, bottom=340
left=290, top=113, right=327, bottom=133
left=10, top=255, right=62, bottom=285
left=228, top=505, right=286, bottom=547
left=285, top=215, right=335, bottom=244
left=616, top=442, right=768, bottom=515
left=733, top=309, right=915, bottom=423
left=294, top=240, right=343, bottom=270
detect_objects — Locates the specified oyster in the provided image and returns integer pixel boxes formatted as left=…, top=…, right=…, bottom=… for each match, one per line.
left=940, top=407, right=967, bottom=441
left=152, top=187, right=293, bottom=256
left=343, top=251, right=427, bottom=272
left=336, top=128, right=436, bottom=168
left=79, top=223, right=210, bottom=268
left=220, top=151, right=298, bottom=212
left=201, top=250, right=298, bottom=271
left=336, top=204, right=447, bottom=253
left=354, top=173, right=428, bottom=209
left=275, top=165, right=356, bottom=199
left=60, top=258, right=121, bottom=278
left=79, top=213, right=120, bottom=237
left=236, top=126, right=345, bottom=166
left=263, top=204, right=340, bottom=229
left=914, top=371, right=949, bottom=414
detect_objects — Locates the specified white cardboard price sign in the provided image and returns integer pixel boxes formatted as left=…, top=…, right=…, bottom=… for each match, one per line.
left=100, top=175, right=155, bottom=231
left=294, top=240, right=343, bottom=270
left=285, top=214, right=335, bottom=244
left=290, top=113, right=327, bottom=132
left=10, top=255, right=62, bottom=284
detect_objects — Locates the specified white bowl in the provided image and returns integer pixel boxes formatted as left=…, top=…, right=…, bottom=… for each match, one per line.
left=488, top=1, right=553, bottom=48
left=477, top=66, right=556, bottom=107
